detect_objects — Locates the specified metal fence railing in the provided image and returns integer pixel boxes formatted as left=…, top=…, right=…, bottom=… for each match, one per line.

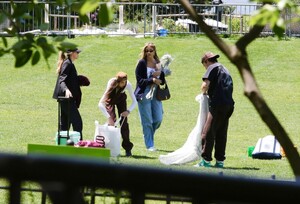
left=0, top=152, right=299, bottom=204
left=0, top=2, right=299, bottom=37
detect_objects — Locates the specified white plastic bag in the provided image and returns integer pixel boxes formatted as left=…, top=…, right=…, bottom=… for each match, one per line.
left=94, top=118, right=122, bottom=157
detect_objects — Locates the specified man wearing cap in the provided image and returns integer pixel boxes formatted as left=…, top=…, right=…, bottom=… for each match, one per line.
left=195, top=52, right=234, bottom=168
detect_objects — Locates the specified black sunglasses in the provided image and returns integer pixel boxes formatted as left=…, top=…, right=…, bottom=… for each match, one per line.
left=145, top=49, right=154, bottom=53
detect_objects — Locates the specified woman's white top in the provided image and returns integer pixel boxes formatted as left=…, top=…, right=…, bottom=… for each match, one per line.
left=147, top=67, right=156, bottom=78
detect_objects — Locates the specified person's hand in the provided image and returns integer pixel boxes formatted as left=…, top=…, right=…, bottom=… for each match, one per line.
left=121, top=110, right=130, bottom=118
left=152, top=71, right=161, bottom=78
left=153, top=78, right=162, bottom=85
left=65, top=89, right=73, bottom=98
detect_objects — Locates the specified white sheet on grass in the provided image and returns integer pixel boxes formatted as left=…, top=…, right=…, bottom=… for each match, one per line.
left=159, top=94, right=208, bottom=165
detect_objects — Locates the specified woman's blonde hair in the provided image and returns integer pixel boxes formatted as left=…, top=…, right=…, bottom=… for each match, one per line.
left=56, top=51, right=73, bottom=74
left=56, top=51, right=66, bottom=74
left=140, top=42, right=160, bottom=63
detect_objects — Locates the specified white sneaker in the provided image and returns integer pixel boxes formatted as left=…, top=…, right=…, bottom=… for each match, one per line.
left=147, top=147, right=156, bottom=152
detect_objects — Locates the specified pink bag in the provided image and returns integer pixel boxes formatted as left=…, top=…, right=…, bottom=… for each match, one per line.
left=75, top=140, right=105, bottom=148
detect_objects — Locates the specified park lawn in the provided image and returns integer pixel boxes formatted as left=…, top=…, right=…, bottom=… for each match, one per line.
left=0, top=35, right=299, bottom=187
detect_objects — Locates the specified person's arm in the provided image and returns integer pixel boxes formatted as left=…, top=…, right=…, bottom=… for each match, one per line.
left=59, top=60, right=73, bottom=98
left=126, top=81, right=137, bottom=112
left=201, top=79, right=210, bottom=94
left=120, top=81, right=137, bottom=117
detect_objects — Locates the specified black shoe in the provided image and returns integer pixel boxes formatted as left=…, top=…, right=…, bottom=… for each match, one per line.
left=126, top=150, right=132, bottom=157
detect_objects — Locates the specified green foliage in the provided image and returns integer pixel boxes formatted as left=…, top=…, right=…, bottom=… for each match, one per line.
left=80, top=0, right=100, bottom=15
left=161, top=18, right=187, bottom=32
left=223, top=6, right=236, bottom=15
left=250, top=0, right=299, bottom=38
left=98, top=3, right=114, bottom=27
left=229, top=17, right=250, bottom=33
left=230, top=17, right=242, bottom=33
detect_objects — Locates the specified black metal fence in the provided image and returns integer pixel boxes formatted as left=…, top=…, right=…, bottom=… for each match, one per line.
left=1, top=1, right=299, bottom=37
left=0, top=152, right=299, bottom=204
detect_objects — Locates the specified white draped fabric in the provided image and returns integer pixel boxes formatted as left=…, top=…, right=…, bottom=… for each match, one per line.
left=159, top=94, right=208, bottom=165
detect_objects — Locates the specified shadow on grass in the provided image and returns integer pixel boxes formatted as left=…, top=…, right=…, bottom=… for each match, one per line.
left=156, top=149, right=173, bottom=153
left=120, top=155, right=157, bottom=159
left=221, top=167, right=260, bottom=171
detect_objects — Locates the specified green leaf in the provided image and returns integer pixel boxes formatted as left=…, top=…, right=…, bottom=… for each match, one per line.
left=0, top=13, right=6, bottom=24
left=35, top=36, right=56, bottom=59
left=12, top=40, right=31, bottom=51
left=1, top=37, right=8, bottom=48
left=57, top=42, right=78, bottom=52
left=11, top=5, right=28, bottom=18
left=99, top=3, right=114, bottom=27
left=14, top=50, right=32, bottom=68
left=24, top=33, right=35, bottom=43
left=36, top=37, right=47, bottom=47
left=273, top=18, right=285, bottom=38
left=0, top=48, right=5, bottom=57
left=39, top=23, right=49, bottom=31
left=42, top=45, right=56, bottom=59
left=55, top=0, right=64, bottom=5
left=79, top=14, right=90, bottom=24
left=80, top=0, right=100, bottom=15
left=65, top=0, right=74, bottom=7
left=31, top=51, right=40, bottom=66
left=53, top=36, right=67, bottom=42
left=249, top=5, right=278, bottom=27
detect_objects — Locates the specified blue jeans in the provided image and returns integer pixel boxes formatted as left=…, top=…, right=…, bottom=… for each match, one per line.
left=138, top=86, right=163, bottom=149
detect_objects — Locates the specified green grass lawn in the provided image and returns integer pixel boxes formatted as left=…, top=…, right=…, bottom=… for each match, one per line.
left=0, top=35, right=299, bottom=185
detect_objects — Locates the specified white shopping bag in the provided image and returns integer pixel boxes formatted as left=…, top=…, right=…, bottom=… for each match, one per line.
left=94, top=118, right=122, bottom=157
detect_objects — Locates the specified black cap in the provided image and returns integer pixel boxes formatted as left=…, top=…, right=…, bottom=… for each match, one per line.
left=66, top=48, right=81, bottom=54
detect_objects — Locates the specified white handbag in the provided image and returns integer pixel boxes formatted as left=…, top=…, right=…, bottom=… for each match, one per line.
left=94, top=117, right=123, bottom=157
